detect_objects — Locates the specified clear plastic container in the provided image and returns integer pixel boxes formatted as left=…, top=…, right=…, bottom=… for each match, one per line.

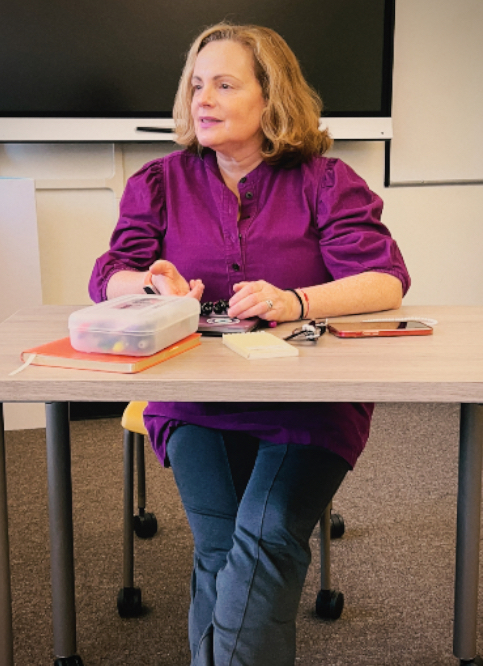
left=69, top=294, right=200, bottom=356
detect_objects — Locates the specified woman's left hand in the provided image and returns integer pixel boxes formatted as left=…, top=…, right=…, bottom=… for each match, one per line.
left=228, top=280, right=300, bottom=322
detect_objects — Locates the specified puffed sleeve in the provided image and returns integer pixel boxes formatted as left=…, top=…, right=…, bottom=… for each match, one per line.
left=316, top=158, right=411, bottom=295
left=88, top=159, right=167, bottom=302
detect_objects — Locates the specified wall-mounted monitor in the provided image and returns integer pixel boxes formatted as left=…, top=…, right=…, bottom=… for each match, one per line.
left=0, top=0, right=395, bottom=142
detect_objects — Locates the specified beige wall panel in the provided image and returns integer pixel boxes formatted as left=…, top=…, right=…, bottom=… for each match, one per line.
left=0, top=143, right=115, bottom=179
left=35, top=189, right=117, bottom=305
left=0, top=178, right=46, bottom=429
left=383, top=185, right=483, bottom=306
left=328, top=142, right=386, bottom=195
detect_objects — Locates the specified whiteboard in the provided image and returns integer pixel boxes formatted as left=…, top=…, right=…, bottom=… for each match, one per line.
left=390, top=0, right=483, bottom=184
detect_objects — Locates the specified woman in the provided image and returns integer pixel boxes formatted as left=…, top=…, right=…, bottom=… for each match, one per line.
left=90, top=23, right=410, bottom=666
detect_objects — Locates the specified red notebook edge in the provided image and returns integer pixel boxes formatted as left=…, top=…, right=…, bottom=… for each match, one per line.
left=20, top=333, right=202, bottom=374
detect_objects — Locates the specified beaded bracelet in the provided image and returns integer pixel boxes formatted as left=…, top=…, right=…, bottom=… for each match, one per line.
left=286, top=289, right=304, bottom=319
left=201, top=300, right=229, bottom=316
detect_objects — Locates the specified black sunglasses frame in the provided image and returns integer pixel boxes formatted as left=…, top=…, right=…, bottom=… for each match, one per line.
left=284, top=320, right=327, bottom=342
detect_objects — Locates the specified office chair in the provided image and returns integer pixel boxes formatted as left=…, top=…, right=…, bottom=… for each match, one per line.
left=117, top=401, right=345, bottom=621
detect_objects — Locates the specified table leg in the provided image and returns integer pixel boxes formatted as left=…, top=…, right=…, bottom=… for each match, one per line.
left=453, top=403, right=483, bottom=664
left=45, top=402, right=83, bottom=665
left=0, top=404, right=14, bottom=666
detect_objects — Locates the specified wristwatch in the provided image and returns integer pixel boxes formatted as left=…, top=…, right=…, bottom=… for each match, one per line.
left=143, top=271, right=159, bottom=294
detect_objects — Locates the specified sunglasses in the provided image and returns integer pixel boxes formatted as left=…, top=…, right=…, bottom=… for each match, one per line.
left=284, top=320, right=327, bottom=342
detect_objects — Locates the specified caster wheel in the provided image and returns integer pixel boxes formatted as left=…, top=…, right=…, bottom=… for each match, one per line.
left=461, top=658, right=483, bottom=665
left=134, top=512, right=158, bottom=539
left=117, top=586, right=143, bottom=618
left=54, top=657, right=84, bottom=666
left=330, top=512, right=345, bottom=539
left=316, top=588, right=344, bottom=620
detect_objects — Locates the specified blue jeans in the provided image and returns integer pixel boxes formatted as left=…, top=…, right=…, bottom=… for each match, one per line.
left=167, top=426, right=350, bottom=666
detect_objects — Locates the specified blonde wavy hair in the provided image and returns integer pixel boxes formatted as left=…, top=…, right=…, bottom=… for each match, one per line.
left=173, top=23, right=333, bottom=166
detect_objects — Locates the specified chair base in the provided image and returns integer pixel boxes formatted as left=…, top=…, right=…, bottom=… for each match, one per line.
left=315, top=588, right=344, bottom=620
left=134, top=511, right=158, bottom=539
left=54, top=656, right=84, bottom=666
left=117, top=586, right=143, bottom=618
left=330, top=511, right=345, bottom=539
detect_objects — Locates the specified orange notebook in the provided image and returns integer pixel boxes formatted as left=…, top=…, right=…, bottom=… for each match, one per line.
left=19, top=333, right=201, bottom=374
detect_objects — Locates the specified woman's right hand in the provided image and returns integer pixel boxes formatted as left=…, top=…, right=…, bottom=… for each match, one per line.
left=150, top=260, right=205, bottom=300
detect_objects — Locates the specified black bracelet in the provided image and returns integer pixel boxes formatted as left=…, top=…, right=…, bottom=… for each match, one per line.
left=286, top=289, right=304, bottom=319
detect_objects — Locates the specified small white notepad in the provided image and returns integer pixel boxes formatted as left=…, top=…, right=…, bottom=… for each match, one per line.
left=222, top=331, right=299, bottom=359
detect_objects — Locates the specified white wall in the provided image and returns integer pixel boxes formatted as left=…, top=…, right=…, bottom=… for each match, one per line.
left=0, top=2, right=482, bottom=314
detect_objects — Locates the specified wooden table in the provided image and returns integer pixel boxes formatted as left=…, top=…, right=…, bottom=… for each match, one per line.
left=1, top=305, right=483, bottom=665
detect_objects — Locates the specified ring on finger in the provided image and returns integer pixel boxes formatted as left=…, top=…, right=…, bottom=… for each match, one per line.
left=265, top=299, right=274, bottom=310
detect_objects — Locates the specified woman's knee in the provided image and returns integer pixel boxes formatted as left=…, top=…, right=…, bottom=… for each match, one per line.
left=238, top=443, right=350, bottom=546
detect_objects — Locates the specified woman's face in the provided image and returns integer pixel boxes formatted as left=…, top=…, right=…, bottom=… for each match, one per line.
left=191, top=39, right=266, bottom=159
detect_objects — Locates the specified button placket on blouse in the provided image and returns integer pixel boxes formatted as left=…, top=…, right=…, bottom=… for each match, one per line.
left=234, top=176, right=258, bottom=292
left=237, top=176, right=257, bottom=238
left=219, top=187, right=245, bottom=288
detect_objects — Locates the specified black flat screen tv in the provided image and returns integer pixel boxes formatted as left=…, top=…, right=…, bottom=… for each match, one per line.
left=0, top=0, right=395, bottom=142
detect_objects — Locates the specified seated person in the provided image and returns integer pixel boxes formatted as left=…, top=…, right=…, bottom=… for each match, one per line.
left=89, top=22, right=410, bottom=666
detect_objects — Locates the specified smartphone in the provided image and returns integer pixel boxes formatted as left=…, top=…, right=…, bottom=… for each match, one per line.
left=327, top=320, right=433, bottom=338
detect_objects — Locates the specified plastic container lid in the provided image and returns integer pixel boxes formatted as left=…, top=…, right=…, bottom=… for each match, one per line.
left=69, top=294, right=200, bottom=334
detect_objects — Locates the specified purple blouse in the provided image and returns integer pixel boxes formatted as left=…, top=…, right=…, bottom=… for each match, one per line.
left=89, top=149, right=410, bottom=468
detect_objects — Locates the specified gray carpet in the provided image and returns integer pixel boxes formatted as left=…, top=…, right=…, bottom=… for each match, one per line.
left=5, top=403, right=483, bottom=665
